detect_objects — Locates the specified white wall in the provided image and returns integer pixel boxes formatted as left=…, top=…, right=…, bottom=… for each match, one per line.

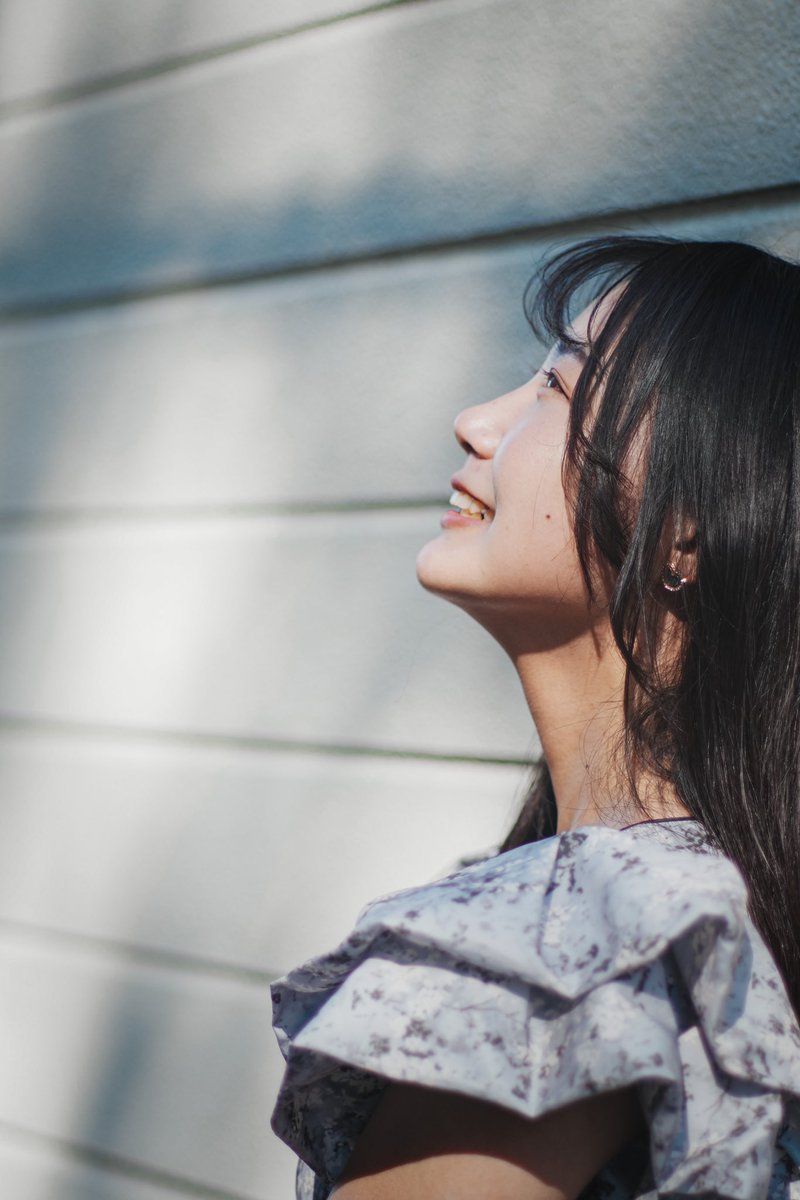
left=0, top=1, right=797, bottom=1196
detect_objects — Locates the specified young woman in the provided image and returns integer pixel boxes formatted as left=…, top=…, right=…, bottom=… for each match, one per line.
left=271, top=237, right=800, bottom=1198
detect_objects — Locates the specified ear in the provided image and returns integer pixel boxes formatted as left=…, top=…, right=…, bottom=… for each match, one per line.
left=664, top=515, right=698, bottom=588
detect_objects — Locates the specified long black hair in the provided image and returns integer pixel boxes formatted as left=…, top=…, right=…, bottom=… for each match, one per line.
left=500, top=235, right=800, bottom=1016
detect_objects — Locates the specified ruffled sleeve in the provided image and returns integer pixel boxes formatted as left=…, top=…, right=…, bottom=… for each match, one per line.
left=271, top=820, right=800, bottom=1199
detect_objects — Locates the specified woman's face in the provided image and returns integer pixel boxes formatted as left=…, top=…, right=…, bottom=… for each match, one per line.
left=416, top=307, right=604, bottom=645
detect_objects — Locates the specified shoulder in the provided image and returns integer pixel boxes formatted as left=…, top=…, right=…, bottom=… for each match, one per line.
left=272, top=819, right=800, bottom=1198
left=302, top=818, right=750, bottom=999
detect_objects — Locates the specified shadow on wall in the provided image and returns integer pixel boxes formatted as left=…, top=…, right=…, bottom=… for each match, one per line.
left=0, top=0, right=797, bottom=308
left=0, top=0, right=797, bottom=1197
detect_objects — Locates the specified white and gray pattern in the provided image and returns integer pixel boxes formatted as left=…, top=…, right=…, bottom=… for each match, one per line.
left=271, top=819, right=800, bottom=1198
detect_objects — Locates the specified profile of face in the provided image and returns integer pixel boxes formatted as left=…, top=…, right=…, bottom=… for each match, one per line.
left=416, top=304, right=604, bottom=650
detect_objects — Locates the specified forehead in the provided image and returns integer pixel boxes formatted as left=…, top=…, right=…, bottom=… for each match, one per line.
left=550, top=291, right=619, bottom=370
left=554, top=336, right=587, bottom=365
left=571, top=292, right=617, bottom=346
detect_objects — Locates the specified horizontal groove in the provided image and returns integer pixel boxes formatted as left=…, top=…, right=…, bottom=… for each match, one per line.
left=0, top=916, right=278, bottom=987
left=0, top=497, right=445, bottom=530
left=0, top=180, right=798, bottom=325
left=0, top=712, right=532, bottom=768
left=0, top=1118, right=261, bottom=1200
left=0, top=0, right=423, bottom=122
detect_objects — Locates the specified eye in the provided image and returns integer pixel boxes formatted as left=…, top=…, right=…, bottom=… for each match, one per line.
left=541, top=368, right=565, bottom=394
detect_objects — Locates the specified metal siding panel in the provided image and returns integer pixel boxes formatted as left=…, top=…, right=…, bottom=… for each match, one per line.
left=0, top=934, right=295, bottom=1197
left=0, top=0, right=797, bottom=305
left=0, top=514, right=535, bottom=758
left=0, top=1128, right=197, bottom=1200
left=0, top=198, right=796, bottom=511
left=0, top=731, right=522, bottom=969
left=0, top=0, right=376, bottom=106
left=0, top=241, right=534, bottom=510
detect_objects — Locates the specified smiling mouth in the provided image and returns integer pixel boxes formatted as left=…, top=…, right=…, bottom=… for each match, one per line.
left=448, top=489, right=492, bottom=520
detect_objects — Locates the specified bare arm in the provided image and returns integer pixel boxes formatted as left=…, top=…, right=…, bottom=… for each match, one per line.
left=330, top=1081, right=645, bottom=1200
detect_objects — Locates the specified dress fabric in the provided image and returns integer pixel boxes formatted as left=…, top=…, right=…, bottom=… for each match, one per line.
left=271, top=818, right=800, bottom=1198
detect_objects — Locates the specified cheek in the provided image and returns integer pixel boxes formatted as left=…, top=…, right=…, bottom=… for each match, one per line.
left=490, top=498, right=573, bottom=587
left=490, top=429, right=577, bottom=585
left=496, top=424, right=570, bottom=533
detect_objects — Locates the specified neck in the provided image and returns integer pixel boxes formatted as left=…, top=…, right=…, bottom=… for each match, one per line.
left=505, top=622, right=688, bottom=833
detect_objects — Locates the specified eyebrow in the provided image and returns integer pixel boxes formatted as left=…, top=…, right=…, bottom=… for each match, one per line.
left=555, top=337, right=588, bottom=363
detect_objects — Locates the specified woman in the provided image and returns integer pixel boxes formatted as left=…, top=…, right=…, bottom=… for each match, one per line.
left=271, top=237, right=800, bottom=1198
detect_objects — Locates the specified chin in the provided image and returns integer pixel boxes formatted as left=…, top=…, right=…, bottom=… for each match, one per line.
left=415, top=539, right=484, bottom=613
left=415, top=533, right=459, bottom=596
left=416, top=553, right=444, bottom=597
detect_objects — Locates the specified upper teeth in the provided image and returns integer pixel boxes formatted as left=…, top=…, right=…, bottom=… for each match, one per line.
left=449, top=489, right=490, bottom=518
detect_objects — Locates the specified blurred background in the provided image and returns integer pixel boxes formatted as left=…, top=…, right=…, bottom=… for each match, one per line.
left=0, top=0, right=796, bottom=1196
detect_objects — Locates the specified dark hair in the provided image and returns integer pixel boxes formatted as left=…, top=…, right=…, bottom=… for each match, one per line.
left=500, top=235, right=800, bottom=1016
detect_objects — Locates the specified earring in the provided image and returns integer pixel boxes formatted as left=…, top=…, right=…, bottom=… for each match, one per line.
left=662, top=561, right=688, bottom=592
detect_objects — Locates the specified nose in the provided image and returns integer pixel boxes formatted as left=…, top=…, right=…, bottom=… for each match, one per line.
left=454, top=387, right=527, bottom=458
left=454, top=399, right=504, bottom=459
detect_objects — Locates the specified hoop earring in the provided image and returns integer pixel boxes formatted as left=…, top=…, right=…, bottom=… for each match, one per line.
left=662, top=562, right=688, bottom=592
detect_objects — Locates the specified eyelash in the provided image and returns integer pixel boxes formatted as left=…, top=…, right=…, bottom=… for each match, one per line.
left=540, top=368, right=565, bottom=395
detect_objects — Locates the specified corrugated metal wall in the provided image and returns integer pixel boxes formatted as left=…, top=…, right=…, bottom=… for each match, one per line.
left=0, top=1, right=796, bottom=1197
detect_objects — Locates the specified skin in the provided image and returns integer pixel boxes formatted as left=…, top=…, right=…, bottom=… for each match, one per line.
left=331, top=1082, right=646, bottom=1200
left=333, top=302, right=694, bottom=1198
left=416, top=301, right=694, bottom=830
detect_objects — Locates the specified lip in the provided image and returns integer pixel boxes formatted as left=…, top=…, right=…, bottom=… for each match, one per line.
left=450, top=475, right=493, bottom=513
left=440, top=509, right=488, bottom=530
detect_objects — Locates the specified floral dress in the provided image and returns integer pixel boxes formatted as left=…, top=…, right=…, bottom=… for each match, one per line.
left=271, top=817, right=800, bottom=1198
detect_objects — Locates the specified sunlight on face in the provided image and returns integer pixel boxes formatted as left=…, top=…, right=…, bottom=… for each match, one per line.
left=415, top=303, right=605, bottom=650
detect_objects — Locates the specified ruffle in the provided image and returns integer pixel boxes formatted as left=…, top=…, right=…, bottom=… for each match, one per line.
left=271, top=820, right=800, bottom=1198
